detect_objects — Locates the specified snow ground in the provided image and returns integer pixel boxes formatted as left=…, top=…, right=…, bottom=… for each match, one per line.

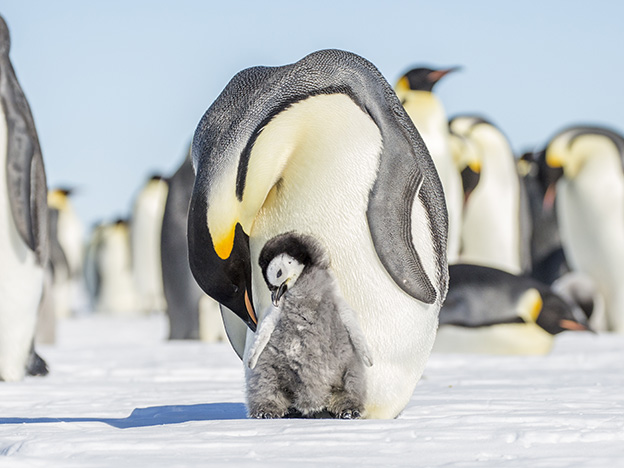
left=1, top=315, right=623, bottom=467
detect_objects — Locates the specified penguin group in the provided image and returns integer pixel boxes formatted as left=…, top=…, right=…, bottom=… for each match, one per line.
left=1, top=11, right=620, bottom=423
left=392, top=65, right=621, bottom=356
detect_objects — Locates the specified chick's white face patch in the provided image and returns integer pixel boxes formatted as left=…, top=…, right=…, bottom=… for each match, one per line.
left=266, top=253, right=305, bottom=289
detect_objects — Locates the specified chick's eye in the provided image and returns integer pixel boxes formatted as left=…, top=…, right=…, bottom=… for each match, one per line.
left=277, top=269, right=282, bottom=278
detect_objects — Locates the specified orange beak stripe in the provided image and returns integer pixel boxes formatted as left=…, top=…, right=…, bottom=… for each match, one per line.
left=245, top=289, right=257, bottom=325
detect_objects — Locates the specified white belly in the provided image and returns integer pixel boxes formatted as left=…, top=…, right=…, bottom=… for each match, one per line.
left=461, top=166, right=522, bottom=274
left=557, top=161, right=624, bottom=332
left=0, top=108, right=43, bottom=381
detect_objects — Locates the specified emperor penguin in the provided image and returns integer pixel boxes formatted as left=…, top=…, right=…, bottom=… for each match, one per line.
left=188, top=49, right=449, bottom=419
left=93, top=219, right=138, bottom=315
left=131, top=175, right=168, bottom=314
left=545, top=125, right=624, bottom=333
left=434, top=264, right=589, bottom=355
left=395, top=66, right=463, bottom=263
left=246, top=232, right=373, bottom=419
left=0, top=15, right=50, bottom=381
left=47, top=188, right=86, bottom=318
left=449, top=116, right=532, bottom=274
left=161, top=150, right=225, bottom=341
left=518, top=150, right=568, bottom=284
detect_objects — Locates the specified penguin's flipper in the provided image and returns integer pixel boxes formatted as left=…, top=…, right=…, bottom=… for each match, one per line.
left=29, top=150, right=49, bottom=266
left=367, top=163, right=437, bottom=304
left=247, top=305, right=282, bottom=369
left=3, top=59, right=48, bottom=265
left=335, top=296, right=373, bottom=367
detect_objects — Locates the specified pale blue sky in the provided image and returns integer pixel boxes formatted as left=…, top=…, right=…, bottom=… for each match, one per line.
left=2, top=1, right=623, bottom=229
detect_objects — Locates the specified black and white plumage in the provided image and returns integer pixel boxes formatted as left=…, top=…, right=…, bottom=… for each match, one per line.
left=246, top=232, right=372, bottom=419
left=395, top=66, right=463, bottom=263
left=160, top=150, right=225, bottom=341
left=545, top=125, right=624, bottom=332
left=435, top=264, right=589, bottom=355
left=0, top=16, right=49, bottom=381
left=188, top=49, right=449, bottom=418
left=449, top=115, right=532, bottom=274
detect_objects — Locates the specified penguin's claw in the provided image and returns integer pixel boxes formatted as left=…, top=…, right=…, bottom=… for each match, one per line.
left=338, top=409, right=361, bottom=419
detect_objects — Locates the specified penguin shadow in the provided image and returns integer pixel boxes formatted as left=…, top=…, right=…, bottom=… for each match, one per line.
left=0, top=403, right=248, bottom=429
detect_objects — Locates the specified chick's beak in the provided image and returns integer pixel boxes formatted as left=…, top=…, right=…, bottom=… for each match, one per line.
left=272, top=283, right=288, bottom=307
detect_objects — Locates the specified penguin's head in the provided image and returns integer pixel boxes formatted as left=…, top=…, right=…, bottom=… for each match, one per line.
left=395, top=66, right=461, bottom=93
left=545, top=126, right=624, bottom=179
left=258, top=232, right=330, bottom=306
left=517, top=288, right=589, bottom=335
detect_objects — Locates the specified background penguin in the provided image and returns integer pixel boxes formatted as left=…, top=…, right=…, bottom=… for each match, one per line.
left=130, top=174, right=168, bottom=314
left=518, top=150, right=568, bottom=284
left=246, top=232, right=373, bottom=419
left=188, top=49, right=449, bottom=419
left=47, top=188, right=86, bottom=318
left=0, top=15, right=49, bottom=381
left=545, top=125, right=624, bottom=332
left=434, top=264, right=589, bottom=355
left=160, top=149, right=225, bottom=341
left=395, top=66, right=463, bottom=262
left=449, top=115, right=532, bottom=274
left=92, top=219, right=138, bottom=315
left=448, top=130, right=482, bottom=205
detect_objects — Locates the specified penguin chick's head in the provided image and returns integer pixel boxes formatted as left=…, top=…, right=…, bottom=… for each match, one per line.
left=259, top=232, right=330, bottom=306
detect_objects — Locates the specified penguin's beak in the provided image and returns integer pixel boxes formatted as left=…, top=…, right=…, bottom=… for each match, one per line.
left=428, top=66, right=462, bottom=85
left=188, top=195, right=258, bottom=332
left=272, top=283, right=288, bottom=307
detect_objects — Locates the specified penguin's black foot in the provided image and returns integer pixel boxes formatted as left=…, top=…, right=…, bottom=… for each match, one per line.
left=337, top=409, right=361, bottom=419
left=26, top=351, right=49, bottom=377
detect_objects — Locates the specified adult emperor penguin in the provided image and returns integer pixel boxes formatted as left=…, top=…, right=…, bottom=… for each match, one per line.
left=545, top=125, right=624, bottom=332
left=131, top=175, right=168, bottom=314
left=395, top=67, right=462, bottom=263
left=0, top=15, right=50, bottom=381
left=518, top=150, right=568, bottom=284
left=161, top=150, right=225, bottom=341
left=188, top=49, right=449, bottom=419
left=48, top=188, right=86, bottom=318
left=449, top=116, right=532, bottom=274
left=93, top=219, right=138, bottom=315
left=434, top=264, right=589, bottom=355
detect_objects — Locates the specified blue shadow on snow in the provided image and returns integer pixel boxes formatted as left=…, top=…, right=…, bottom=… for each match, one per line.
left=0, top=403, right=248, bottom=429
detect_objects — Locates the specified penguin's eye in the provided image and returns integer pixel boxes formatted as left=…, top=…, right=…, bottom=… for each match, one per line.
left=277, top=269, right=282, bottom=278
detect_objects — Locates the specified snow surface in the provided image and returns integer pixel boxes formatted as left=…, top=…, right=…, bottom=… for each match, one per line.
left=1, top=315, right=623, bottom=467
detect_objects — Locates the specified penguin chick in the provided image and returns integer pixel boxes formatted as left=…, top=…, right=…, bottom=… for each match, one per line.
left=246, top=232, right=373, bottom=420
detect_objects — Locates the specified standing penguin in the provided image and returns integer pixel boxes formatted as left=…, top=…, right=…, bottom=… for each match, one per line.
left=395, top=66, right=462, bottom=263
left=160, top=150, right=225, bottom=341
left=188, top=49, right=449, bottom=419
left=131, top=175, right=168, bottom=314
left=47, top=188, right=86, bottom=318
left=246, top=232, right=373, bottom=419
left=93, top=219, right=138, bottom=315
left=545, top=125, right=624, bottom=332
left=450, top=116, right=532, bottom=274
left=0, top=15, right=49, bottom=381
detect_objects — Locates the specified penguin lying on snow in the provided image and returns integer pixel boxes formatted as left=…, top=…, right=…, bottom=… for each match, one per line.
left=434, top=264, right=589, bottom=355
left=188, top=49, right=449, bottom=419
left=246, top=232, right=372, bottom=419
